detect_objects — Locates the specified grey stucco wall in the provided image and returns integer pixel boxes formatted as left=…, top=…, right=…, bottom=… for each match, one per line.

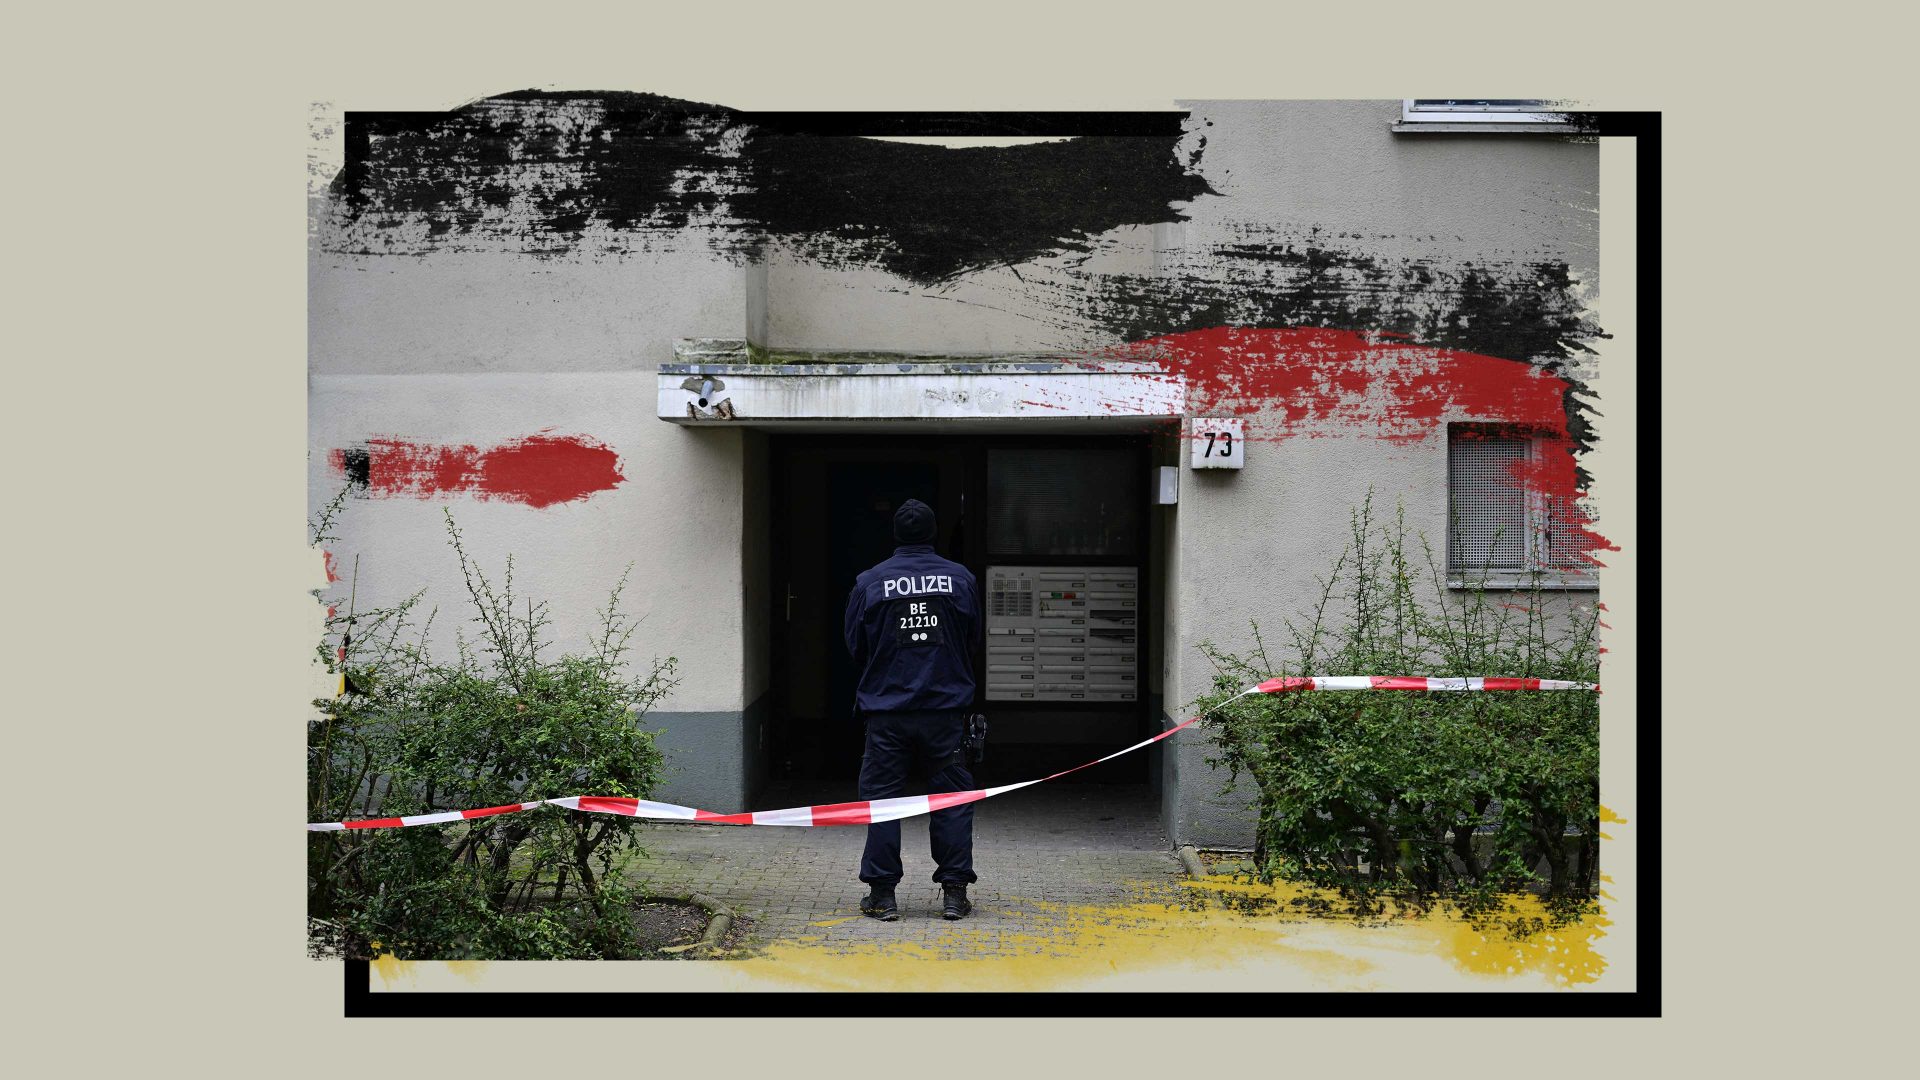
left=1162, top=709, right=1261, bottom=849
left=755, top=226, right=1160, bottom=354
left=309, top=373, right=749, bottom=712
left=1184, top=99, right=1596, bottom=276
left=309, top=248, right=747, bottom=376
left=309, top=228, right=758, bottom=802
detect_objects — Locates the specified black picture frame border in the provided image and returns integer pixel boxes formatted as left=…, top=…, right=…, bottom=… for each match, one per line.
left=338, top=109, right=1662, bottom=1020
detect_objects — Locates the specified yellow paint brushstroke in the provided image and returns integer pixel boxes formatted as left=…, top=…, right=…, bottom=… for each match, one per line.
left=443, top=960, right=490, bottom=984
left=738, top=876, right=1610, bottom=992
left=369, top=948, right=413, bottom=987
left=1599, top=805, right=1627, bottom=824
left=1427, top=898, right=1611, bottom=985
left=366, top=947, right=487, bottom=988
left=357, top=808, right=1623, bottom=992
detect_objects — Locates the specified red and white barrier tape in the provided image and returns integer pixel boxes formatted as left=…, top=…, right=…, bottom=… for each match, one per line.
left=307, top=675, right=1597, bottom=831
left=1253, top=676, right=1596, bottom=693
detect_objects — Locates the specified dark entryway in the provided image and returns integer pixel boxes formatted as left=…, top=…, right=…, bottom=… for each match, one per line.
left=765, top=433, right=1155, bottom=800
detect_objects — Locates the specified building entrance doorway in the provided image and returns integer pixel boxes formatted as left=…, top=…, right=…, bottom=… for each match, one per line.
left=764, top=433, right=1155, bottom=800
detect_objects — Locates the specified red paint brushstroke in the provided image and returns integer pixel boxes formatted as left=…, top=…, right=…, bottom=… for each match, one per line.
left=328, top=602, right=345, bottom=665
left=474, top=435, right=623, bottom=507
left=335, top=431, right=624, bottom=508
left=1503, top=433, right=1620, bottom=570
left=1108, top=327, right=1570, bottom=443
left=1099, top=327, right=1615, bottom=569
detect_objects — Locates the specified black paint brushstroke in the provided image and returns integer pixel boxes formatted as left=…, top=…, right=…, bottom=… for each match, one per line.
left=332, top=91, right=1211, bottom=284
left=338, top=92, right=750, bottom=247
left=1062, top=236, right=1605, bottom=473
left=737, top=134, right=1212, bottom=284
left=1085, top=241, right=1595, bottom=366
left=338, top=447, right=370, bottom=492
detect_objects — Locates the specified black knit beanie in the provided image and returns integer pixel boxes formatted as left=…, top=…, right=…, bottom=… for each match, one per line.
left=893, top=499, right=936, bottom=544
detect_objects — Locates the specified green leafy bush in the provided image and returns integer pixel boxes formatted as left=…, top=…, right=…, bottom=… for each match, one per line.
left=1197, top=495, right=1601, bottom=907
left=308, top=504, right=678, bottom=959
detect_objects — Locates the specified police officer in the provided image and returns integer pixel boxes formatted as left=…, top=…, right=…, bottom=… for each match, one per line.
left=842, top=498, right=980, bottom=921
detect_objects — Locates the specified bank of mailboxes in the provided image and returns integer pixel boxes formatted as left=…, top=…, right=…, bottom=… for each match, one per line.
left=984, top=565, right=1138, bottom=702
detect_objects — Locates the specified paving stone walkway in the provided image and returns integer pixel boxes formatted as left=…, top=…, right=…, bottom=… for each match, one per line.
left=620, top=782, right=1185, bottom=956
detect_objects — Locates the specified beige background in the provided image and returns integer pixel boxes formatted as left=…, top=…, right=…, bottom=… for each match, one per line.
left=13, top=0, right=1897, bottom=1071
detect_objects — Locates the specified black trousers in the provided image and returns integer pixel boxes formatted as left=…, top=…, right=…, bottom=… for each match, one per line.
left=857, top=708, right=978, bottom=888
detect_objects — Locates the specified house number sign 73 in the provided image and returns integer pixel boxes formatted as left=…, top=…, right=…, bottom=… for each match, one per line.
left=1190, top=417, right=1246, bottom=470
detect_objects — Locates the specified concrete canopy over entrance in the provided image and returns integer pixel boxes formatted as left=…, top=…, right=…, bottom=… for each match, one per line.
left=658, top=339, right=1185, bottom=429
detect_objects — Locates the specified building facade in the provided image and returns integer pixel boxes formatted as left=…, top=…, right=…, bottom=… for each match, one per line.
left=309, top=96, right=1605, bottom=847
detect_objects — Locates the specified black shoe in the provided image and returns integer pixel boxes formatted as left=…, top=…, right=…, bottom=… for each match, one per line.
left=860, top=888, right=899, bottom=922
left=941, top=884, right=972, bottom=921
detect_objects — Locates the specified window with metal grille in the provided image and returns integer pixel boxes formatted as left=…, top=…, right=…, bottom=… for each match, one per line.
left=1407, top=99, right=1558, bottom=119
left=1447, top=426, right=1598, bottom=586
left=1394, top=100, right=1571, bottom=133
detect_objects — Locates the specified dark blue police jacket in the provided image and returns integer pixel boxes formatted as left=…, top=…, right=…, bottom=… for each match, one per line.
left=843, top=544, right=979, bottom=714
